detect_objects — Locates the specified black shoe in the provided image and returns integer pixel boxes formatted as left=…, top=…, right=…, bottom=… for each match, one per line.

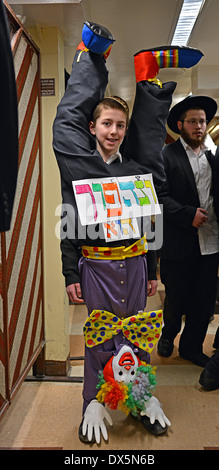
left=179, top=352, right=210, bottom=367
left=132, top=413, right=167, bottom=436
left=157, top=338, right=174, bottom=357
left=78, top=419, right=96, bottom=444
left=199, top=368, right=219, bottom=391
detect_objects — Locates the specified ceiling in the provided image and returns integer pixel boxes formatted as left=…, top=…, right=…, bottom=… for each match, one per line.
left=8, top=0, right=219, bottom=135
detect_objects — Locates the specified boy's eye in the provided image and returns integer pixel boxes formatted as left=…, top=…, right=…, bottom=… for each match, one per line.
left=102, top=121, right=125, bottom=129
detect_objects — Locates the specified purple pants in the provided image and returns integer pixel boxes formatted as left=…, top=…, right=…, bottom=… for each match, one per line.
left=79, top=254, right=149, bottom=413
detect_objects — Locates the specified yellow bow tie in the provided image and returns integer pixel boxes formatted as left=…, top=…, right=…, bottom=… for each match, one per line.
left=83, top=309, right=163, bottom=353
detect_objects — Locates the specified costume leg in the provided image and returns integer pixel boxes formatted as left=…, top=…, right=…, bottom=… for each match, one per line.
left=53, top=48, right=108, bottom=158
left=53, top=20, right=115, bottom=158
left=123, top=46, right=203, bottom=187
left=123, top=80, right=176, bottom=187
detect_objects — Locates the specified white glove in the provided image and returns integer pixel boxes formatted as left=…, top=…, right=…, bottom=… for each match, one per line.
left=141, top=396, right=171, bottom=428
left=82, top=400, right=113, bottom=444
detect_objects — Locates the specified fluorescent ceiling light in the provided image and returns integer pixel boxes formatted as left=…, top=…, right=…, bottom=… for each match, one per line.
left=9, top=1, right=81, bottom=4
left=171, top=0, right=206, bottom=46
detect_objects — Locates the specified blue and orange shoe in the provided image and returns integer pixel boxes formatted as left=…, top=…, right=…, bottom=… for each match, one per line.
left=134, top=46, right=203, bottom=84
left=82, top=21, right=115, bottom=56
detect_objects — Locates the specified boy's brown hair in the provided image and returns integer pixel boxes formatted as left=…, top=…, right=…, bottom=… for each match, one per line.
left=92, top=96, right=129, bottom=127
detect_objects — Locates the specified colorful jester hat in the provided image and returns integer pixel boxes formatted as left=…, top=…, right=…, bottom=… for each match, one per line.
left=96, top=345, right=157, bottom=417
left=134, top=45, right=203, bottom=84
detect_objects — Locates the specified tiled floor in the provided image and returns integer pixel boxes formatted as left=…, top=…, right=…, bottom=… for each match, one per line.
left=0, top=280, right=219, bottom=450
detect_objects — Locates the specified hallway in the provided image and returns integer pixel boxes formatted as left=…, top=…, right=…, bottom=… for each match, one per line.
left=1, top=0, right=219, bottom=457
left=0, top=280, right=218, bottom=451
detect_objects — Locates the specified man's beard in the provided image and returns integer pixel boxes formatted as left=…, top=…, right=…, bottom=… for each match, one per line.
left=180, top=126, right=206, bottom=149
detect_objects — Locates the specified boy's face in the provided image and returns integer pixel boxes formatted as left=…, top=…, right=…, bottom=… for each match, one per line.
left=89, top=107, right=127, bottom=161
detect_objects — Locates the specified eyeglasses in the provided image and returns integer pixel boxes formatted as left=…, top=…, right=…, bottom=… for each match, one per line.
left=182, top=119, right=208, bottom=126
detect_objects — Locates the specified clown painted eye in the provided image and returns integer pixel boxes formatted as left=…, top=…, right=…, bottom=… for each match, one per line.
left=118, top=371, right=123, bottom=376
left=131, top=371, right=135, bottom=375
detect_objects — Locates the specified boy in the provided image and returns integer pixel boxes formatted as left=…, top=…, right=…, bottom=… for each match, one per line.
left=53, top=21, right=203, bottom=443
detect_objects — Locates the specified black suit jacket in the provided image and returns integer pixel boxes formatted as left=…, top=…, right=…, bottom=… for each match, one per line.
left=0, top=1, right=18, bottom=232
left=159, top=139, right=218, bottom=262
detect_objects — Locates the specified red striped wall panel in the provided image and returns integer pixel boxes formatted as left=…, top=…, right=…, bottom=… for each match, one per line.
left=0, top=5, right=45, bottom=419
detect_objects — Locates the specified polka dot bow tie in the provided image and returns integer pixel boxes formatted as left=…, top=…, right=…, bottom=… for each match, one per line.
left=83, top=309, right=163, bottom=353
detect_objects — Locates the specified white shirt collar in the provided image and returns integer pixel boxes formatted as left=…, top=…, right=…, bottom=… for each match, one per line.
left=105, top=152, right=122, bottom=165
left=180, top=136, right=208, bottom=154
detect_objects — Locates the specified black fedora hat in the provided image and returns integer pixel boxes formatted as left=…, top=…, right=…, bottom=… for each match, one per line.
left=167, top=95, right=217, bottom=134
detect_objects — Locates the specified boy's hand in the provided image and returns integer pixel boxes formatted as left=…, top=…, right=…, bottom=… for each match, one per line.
left=66, top=283, right=84, bottom=303
left=147, top=280, right=158, bottom=297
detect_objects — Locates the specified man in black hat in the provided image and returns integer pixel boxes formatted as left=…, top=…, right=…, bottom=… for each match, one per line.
left=158, top=94, right=219, bottom=367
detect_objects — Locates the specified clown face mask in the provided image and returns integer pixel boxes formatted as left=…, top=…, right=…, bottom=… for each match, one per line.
left=112, top=345, right=140, bottom=384
left=96, top=344, right=157, bottom=415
